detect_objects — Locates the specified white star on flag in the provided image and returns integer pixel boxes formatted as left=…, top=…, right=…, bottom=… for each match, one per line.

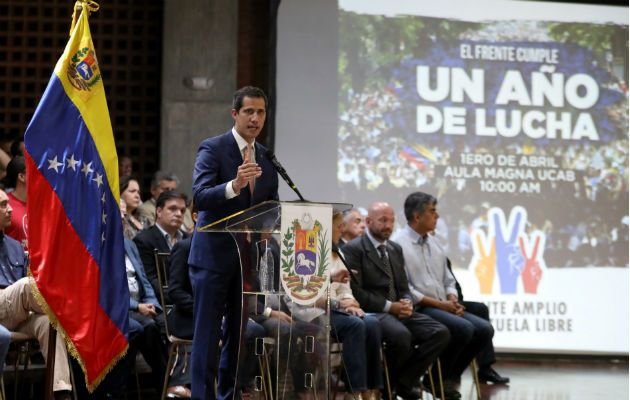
left=102, top=232, right=105, bottom=242
left=47, top=156, right=63, bottom=173
left=93, top=173, right=103, bottom=188
left=66, top=154, right=80, bottom=171
left=81, top=161, right=94, bottom=178
left=102, top=211, right=107, bottom=224
left=101, top=193, right=106, bottom=204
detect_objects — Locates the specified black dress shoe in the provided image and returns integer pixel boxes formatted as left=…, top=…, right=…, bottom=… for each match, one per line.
left=478, top=366, right=510, bottom=384
left=395, top=385, right=422, bottom=400
left=421, top=377, right=461, bottom=400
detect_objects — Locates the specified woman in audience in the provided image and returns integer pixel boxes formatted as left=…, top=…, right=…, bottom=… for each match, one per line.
left=330, top=210, right=383, bottom=400
left=120, top=175, right=149, bottom=239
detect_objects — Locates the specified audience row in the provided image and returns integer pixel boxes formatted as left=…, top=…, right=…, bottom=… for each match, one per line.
left=0, top=157, right=510, bottom=400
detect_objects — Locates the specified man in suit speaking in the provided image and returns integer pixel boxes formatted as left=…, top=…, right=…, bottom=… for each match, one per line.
left=188, top=86, right=279, bottom=399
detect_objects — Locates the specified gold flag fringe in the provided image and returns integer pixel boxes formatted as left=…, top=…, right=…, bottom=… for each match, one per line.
left=28, top=269, right=129, bottom=393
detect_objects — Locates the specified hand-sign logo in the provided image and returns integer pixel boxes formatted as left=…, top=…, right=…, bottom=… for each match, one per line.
left=470, top=206, right=546, bottom=294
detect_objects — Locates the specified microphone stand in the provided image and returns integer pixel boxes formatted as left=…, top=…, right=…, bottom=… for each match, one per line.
left=265, top=150, right=306, bottom=201
left=332, top=243, right=359, bottom=285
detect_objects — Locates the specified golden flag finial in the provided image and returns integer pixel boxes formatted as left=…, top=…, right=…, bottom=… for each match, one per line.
left=70, top=0, right=100, bottom=36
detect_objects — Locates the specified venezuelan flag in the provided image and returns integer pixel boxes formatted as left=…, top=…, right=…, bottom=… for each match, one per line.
left=24, top=4, right=128, bottom=391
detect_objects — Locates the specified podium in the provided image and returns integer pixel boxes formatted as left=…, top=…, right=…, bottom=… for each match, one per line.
left=199, top=200, right=351, bottom=399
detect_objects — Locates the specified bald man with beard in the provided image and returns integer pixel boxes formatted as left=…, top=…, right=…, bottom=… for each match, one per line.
left=342, top=202, right=450, bottom=400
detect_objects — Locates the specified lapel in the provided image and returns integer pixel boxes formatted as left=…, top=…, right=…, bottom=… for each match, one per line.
left=151, top=225, right=171, bottom=252
left=385, top=241, right=401, bottom=285
left=225, top=131, right=244, bottom=170
left=252, top=142, right=267, bottom=205
left=363, top=235, right=391, bottom=278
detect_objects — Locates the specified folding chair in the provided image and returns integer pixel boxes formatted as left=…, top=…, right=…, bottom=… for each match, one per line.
left=426, top=358, right=481, bottom=400
left=154, top=250, right=193, bottom=400
left=380, top=343, right=393, bottom=400
left=5, top=331, right=39, bottom=400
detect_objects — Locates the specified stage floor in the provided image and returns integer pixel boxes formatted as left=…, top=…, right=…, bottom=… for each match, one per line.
left=419, top=359, right=629, bottom=400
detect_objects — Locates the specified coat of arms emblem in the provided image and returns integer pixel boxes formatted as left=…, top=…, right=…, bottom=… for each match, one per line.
left=280, top=208, right=331, bottom=305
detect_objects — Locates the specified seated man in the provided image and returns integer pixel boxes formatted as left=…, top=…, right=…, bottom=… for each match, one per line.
left=344, top=201, right=450, bottom=400
left=338, top=207, right=366, bottom=248
left=0, top=189, right=72, bottom=400
left=136, top=171, right=195, bottom=233
left=4, top=156, right=28, bottom=251
left=121, top=199, right=189, bottom=397
left=392, top=192, right=494, bottom=400
left=133, top=191, right=189, bottom=300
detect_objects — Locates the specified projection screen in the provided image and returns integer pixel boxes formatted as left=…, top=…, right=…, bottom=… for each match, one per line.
left=276, top=0, right=629, bottom=354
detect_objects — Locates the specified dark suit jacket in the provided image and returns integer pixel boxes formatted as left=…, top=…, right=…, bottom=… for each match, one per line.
left=188, top=130, right=279, bottom=270
left=167, top=237, right=194, bottom=339
left=124, top=238, right=161, bottom=312
left=343, top=234, right=413, bottom=313
left=133, top=224, right=188, bottom=299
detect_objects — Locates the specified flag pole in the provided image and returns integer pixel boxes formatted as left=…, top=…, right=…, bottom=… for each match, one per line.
left=44, top=0, right=83, bottom=394
left=45, top=3, right=82, bottom=398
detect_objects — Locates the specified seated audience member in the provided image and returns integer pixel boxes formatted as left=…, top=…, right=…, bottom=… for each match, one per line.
left=392, top=192, right=494, bottom=399
left=120, top=176, right=150, bottom=239
left=136, top=171, right=195, bottom=233
left=134, top=191, right=189, bottom=299
left=121, top=199, right=189, bottom=397
left=338, top=207, right=366, bottom=248
left=0, top=132, right=13, bottom=183
left=445, top=257, right=509, bottom=384
left=343, top=201, right=450, bottom=400
left=119, top=155, right=133, bottom=177
left=0, top=189, right=72, bottom=400
left=10, top=139, right=24, bottom=158
left=3, top=156, right=28, bottom=250
left=168, top=202, right=264, bottom=396
left=331, top=210, right=382, bottom=400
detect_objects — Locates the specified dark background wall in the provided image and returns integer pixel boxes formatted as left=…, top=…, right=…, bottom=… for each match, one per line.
left=0, top=0, right=624, bottom=197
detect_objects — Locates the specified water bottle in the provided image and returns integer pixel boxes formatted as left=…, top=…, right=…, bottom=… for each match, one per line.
left=259, top=248, right=274, bottom=293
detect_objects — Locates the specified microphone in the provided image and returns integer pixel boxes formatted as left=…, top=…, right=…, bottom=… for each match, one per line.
left=331, top=242, right=359, bottom=285
left=265, top=150, right=306, bottom=201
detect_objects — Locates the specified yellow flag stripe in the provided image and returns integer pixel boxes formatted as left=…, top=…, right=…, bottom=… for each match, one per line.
left=53, top=8, right=119, bottom=201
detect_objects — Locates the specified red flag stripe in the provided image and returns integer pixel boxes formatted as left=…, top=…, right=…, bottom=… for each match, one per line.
left=26, top=153, right=127, bottom=383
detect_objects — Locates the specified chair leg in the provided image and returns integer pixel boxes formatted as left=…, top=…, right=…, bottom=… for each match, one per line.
left=428, top=364, right=437, bottom=400
left=471, top=359, right=481, bottom=400
left=428, top=358, right=445, bottom=400
left=380, top=348, right=392, bottom=400
left=263, top=346, right=273, bottom=400
left=135, top=362, right=142, bottom=400
left=161, top=344, right=178, bottom=400
left=256, top=355, right=266, bottom=399
left=437, top=358, right=445, bottom=400
left=14, top=342, right=30, bottom=400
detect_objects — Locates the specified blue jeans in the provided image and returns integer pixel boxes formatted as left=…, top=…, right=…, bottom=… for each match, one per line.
left=330, top=310, right=383, bottom=391
left=0, top=324, right=10, bottom=377
left=420, top=307, right=494, bottom=379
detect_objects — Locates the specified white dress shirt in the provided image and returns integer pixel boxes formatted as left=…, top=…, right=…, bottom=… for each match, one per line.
left=225, top=127, right=256, bottom=199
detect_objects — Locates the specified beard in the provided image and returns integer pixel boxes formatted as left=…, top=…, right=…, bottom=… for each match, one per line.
left=370, top=228, right=391, bottom=242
